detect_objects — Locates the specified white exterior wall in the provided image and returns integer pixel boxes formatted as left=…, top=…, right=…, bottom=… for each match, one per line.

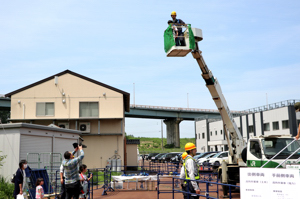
left=195, top=106, right=293, bottom=153
left=255, top=112, right=262, bottom=136
left=242, top=115, right=247, bottom=140
left=263, top=107, right=290, bottom=135
left=0, top=129, right=20, bottom=179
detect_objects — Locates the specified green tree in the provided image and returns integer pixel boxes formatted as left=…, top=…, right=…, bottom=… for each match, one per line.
left=0, top=175, right=14, bottom=199
left=0, top=151, right=7, bottom=167
left=0, top=110, right=10, bottom=124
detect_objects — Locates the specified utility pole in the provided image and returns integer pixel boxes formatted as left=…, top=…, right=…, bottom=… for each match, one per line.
left=161, top=120, right=164, bottom=150
left=187, top=93, right=189, bottom=108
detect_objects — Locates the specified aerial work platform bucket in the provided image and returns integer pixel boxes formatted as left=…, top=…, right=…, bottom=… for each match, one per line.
left=164, top=24, right=203, bottom=57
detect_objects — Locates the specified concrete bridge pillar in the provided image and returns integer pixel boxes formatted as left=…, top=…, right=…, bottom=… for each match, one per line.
left=164, top=118, right=182, bottom=148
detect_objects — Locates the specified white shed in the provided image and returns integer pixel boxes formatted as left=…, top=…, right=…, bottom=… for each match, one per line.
left=0, top=123, right=81, bottom=180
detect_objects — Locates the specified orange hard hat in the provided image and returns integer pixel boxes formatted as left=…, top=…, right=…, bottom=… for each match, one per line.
left=185, top=142, right=196, bottom=151
left=182, top=152, right=188, bottom=160
left=171, top=11, right=176, bottom=16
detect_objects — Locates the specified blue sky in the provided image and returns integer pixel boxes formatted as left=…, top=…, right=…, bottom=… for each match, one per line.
left=1, top=1, right=300, bottom=138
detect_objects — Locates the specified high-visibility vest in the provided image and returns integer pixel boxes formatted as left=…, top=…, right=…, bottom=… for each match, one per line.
left=184, top=156, right=200, bottom=180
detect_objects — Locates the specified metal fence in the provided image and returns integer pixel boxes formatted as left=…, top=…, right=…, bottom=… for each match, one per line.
left=171, top=177, right=240, bottom=199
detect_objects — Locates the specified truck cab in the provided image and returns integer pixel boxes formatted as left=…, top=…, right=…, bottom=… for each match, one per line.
left=247, top=135, right=300, bottom=168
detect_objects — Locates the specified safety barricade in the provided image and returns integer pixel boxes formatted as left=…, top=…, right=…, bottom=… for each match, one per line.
left=87, top=167, right=113, bottom=197
left=149, top=161, right=181, bottom=175
left=171, top=177, right=240, bottom=199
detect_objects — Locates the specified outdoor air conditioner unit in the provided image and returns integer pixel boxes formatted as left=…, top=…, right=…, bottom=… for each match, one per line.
left=79, top=122, right=91, bottom=133
left=58, top=123, right=69, bottom=129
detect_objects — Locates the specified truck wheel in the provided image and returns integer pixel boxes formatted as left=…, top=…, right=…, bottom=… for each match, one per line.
left=241, top=147, right=247, bottom=163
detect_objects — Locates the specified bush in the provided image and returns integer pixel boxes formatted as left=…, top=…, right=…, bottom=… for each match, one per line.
left=164, top=143, right=175, bottom=148
left=0, top=176, right=14, bottom=199
left=0, top=151, right=7, bottom=167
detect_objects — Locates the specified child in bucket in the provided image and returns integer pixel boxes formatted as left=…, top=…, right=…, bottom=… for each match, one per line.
left=35, top=178, right=44, bottom=199
left=79, top=164, right=93, bottom=199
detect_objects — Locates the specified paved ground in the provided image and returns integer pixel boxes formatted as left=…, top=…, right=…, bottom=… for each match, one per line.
left=90, top=160, right=240, bottom=199
left=90, top=178, right=240, bottom=199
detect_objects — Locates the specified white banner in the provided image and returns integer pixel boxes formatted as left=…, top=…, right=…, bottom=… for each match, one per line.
left=240, top=168, right=299, bottom=199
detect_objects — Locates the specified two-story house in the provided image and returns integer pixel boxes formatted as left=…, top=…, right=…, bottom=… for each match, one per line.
left=5, top=70, right=130, bottom=168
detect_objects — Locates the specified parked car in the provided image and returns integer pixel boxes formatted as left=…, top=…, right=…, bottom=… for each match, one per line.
left=144, top=154, right=149, bottom=160
left=170, top=152, right=183, bottom=163
left=138, top=155, right=143, bottom=161
left=193, top=151, right=218, bottom=161
left=162, top=152, right=182, bottom=163
left=197, top=153, right=217, bottom=165
left=147, top=153, right=159, bottom=160
left=157, top=153, right=168, bottom=163
left=151, top=153, right=166, bottom=162
left=207, top=151, right=229, bottom=167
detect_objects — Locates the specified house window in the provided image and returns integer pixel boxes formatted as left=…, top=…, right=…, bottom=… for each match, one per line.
left=210, top=131, right=212, bottom=136
left=282, top=120, right=289, bottom=129
left=264, top=123, right=270, bottom=131
left=249, top=125, right=254, bottom=133
left=220, top=130, right=222, bottom=135
left=36, top=102, right=54, bottom=116
left=79, top=102, right=99, bottom=117
left=273, top=121, right=279, bottom=130
left=215, top=130, right=217, bottom=135
left=202, top=133, right=205, bottom=139
left=198, top=133, right=200, bottom=139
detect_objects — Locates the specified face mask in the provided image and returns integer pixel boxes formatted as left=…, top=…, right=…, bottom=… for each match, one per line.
left=23, top=164, right=28, bottom=169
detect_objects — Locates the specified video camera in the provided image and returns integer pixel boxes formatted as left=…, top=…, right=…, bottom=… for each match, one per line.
left=73, top=137, right=87, bottom=149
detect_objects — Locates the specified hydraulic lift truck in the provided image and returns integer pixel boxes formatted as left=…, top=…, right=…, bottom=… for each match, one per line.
left=164, top=23, right=300, bottom=197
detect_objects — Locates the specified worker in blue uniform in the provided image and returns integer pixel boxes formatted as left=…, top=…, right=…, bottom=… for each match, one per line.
left=170, top=11, right=186, bottom=46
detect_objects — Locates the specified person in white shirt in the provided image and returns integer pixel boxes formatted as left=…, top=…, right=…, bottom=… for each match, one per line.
left=181, top=143, right=200, bottom=199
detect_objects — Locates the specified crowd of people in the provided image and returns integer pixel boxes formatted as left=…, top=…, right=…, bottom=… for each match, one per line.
left=13, top=144, right=92, bottom=199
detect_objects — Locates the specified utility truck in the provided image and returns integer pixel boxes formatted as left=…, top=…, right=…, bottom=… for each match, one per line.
left=164, top=24, right=300, bottom=196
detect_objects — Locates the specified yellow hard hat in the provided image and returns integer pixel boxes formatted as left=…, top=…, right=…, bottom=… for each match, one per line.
left=171, top=11, right=176, bottom=16
left=185, top=143, right=196, bottom=151
left=182, top=152, right=188, bottom=160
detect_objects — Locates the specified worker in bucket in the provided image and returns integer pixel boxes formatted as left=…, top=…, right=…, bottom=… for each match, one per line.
left=181, top=143, right=200, bottom=199
left=167, top=20, right=179, bottom=46
left=170, top=11, right=185, bottom=46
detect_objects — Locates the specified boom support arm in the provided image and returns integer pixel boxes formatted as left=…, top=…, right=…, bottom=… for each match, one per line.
left=191, top=45, right=246, bottom=165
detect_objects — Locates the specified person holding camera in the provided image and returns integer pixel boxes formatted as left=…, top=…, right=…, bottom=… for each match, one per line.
left=60, top=150, right=76, bottom=199
left=62, top=145, right=84, bottom=199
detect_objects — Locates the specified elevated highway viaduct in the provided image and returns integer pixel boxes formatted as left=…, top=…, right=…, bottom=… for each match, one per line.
left=125, top=104, right=242, bottom=147
left=1, top=98, right=243, bottom=148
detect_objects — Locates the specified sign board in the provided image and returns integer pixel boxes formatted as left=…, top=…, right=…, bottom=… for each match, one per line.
left=240, top=168, right=299, bottom=199
left=286, top=164, right=300, bottom=175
